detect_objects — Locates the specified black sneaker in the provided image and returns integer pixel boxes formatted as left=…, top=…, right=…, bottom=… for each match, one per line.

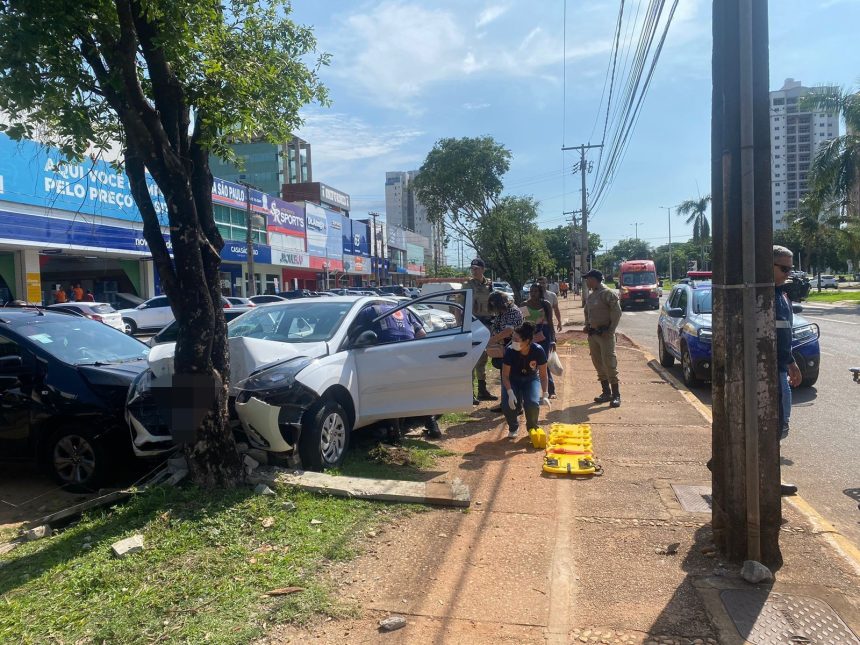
left=424, top=417, right=443, bottom=439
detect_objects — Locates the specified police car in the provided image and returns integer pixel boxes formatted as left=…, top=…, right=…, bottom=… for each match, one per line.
left=126, top=291, right=488, bottom=469
left=657, top=272, right=821, bottom=387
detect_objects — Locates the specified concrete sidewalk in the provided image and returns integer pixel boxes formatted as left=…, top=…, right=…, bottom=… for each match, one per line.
left=266, top=297, right=860, bottom=644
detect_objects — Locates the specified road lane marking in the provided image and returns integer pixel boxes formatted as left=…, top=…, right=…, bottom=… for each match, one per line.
left=805, top=315, right=860, bottom=326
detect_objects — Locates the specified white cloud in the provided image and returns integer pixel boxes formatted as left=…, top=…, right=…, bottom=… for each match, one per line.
left=296, top=112, right=423, bottom=165
left=463, top=101, right=491, bottom=110
left=325, top=1, right=609, bottom=110
left=476, top=3, right=510, bottom=28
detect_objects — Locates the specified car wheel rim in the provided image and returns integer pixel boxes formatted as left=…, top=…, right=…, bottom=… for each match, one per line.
left=53, top=435, right=96, bottom=484
left=683, top=351, right=693, bottom=382
left=320, top=412, right=346, bottom=463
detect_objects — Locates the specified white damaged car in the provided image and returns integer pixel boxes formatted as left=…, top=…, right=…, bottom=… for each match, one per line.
left=126, top=292, right=488, bottom=469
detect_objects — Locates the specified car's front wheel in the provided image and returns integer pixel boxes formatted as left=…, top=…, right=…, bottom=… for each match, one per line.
left=658, top=331, right=674, bottom=367
left=44, top=428, right=110, bottom=493
left=300, top=400, right=351, bottom=470
left=681, top=344, right=701, bottom=388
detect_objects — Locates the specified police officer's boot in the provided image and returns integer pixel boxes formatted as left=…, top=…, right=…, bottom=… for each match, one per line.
left=609, top=383, right=621, bottom=408
left=594, top=380, right=612, bottom=403
left=424, top=416, right=443, bottom=440
left=476, top=380, right=498, bottom=401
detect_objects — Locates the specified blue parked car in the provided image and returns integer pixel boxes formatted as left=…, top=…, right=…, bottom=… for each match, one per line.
left=657, top=278, right=820, bottom=387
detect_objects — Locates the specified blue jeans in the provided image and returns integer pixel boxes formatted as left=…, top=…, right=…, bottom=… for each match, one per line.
left=778, top=369, right=791, bottom=439
left=502, top=378, right=541, bottom=431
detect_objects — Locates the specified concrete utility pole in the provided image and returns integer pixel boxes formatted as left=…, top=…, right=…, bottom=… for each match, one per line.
left=370, top=211, right=381, bottom=285
left=239, top=180, right=258, bottom=297
left=563, top=209, right=580, bottom=290
left=562, top=143, right=603, bottom=306
left=712, top=0, right=781, bottom=566
left=660, top=206, right=673, bottom=280
left=631, top=222, right=643, bottom=240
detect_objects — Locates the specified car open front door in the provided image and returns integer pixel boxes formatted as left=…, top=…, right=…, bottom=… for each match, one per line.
left=350, top=290, right=478, bottom=423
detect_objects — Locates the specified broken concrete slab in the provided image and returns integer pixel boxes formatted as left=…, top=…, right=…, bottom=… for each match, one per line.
left=254, top=483, right=276, bottom=496
left=251, top=469, right=471, bottom=507
left=111, top=534, right=144, bottom=558
left=24, top=525, right=51, bottom=541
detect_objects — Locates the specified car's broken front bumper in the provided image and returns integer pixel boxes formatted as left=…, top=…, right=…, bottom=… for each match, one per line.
left=234, top=381, right=318, bottom=454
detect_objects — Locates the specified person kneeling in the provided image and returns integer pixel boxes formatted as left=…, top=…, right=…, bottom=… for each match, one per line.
left=501, top=322, right=550, bottom=439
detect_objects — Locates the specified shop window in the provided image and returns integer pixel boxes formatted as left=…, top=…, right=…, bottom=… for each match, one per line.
left=231, top=210, right=245, bottom=227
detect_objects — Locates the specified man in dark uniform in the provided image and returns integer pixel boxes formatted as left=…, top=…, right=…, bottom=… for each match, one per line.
left=583, top=269, right=622, bottom=407
left=774, top=245, right=801, bottom=496
left=465, top=258, right=498, bottom=404
left=355, top=302, right=442, bottom=439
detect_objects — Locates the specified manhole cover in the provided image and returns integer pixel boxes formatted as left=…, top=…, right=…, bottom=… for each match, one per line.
left=671, top=484, right=712, bottom=513
left=721, top=589, right=860, bottom=645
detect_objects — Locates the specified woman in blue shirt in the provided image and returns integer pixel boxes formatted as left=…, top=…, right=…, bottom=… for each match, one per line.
left=501, top=321, right=550, bottom=438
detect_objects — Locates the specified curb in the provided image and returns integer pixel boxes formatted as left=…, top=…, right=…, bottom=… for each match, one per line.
left=621, top=333, right=860, bottom=576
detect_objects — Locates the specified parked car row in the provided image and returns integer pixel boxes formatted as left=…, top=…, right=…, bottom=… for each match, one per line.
left=1, top=291, right=486, bottom=491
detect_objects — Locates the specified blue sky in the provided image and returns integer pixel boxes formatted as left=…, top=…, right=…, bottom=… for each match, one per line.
left=290, top=0, right=860, bottom=259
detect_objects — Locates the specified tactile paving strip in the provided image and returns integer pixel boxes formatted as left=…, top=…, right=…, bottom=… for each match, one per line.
left=720, top=589, right=860, bottom=645
left=671, top=484, right=712, bottom=513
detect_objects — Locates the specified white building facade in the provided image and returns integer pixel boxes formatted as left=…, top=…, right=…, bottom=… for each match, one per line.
left=385, top=170, right=445, bottom=270
left=770, top=78, right=840, bottom=229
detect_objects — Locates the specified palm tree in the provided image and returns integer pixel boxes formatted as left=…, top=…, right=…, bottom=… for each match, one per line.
left=677, top=195, right=711, bottom=269
left=784, top=195, right=842, bottom=291
left=801, top=86, right=860, bottom=217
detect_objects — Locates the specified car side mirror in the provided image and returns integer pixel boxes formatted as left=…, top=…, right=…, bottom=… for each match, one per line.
left=792, top=304, right=803, bottom=314
left=353, top=330, right=378, bottom=347
left=137, top=303, right=146, bottom=309
left=667, top=307, right=685, bottom=318
left=0, top=355, right=23, bottom=371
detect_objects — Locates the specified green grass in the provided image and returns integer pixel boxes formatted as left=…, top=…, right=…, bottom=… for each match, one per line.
left=0, top=450, right=449, bottom=645
left=439, top=412, right=479, bottom=425
left=805, top=291, right=860, bottom=303
left=0, top=525, right=19, bottom=543
left=331, top=437, right=456, bottom=480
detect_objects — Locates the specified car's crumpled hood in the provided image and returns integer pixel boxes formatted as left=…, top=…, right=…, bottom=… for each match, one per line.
left=146, top=337, right=328, bottom=388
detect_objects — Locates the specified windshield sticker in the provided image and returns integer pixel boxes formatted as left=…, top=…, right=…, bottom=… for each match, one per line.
left=29, top=333, right=54, bottom=344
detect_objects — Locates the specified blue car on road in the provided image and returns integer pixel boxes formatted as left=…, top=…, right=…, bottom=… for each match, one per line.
left=657, top=278, right=821, bottom=387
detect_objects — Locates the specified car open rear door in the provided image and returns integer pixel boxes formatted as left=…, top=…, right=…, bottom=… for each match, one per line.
left=350, top=290, right=480, bottom=423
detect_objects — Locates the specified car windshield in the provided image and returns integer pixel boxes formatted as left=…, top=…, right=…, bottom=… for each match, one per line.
left=622, top=271, right=656, bottom=286
left=693, top=288, right=712, bottom=313
left=18, top=319, right=149, bottom=365
left=227, top=301, right=354, bottom=342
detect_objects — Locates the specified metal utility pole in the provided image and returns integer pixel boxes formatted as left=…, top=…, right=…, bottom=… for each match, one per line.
left=370, top=211, right=381, bottom=285
left=631, top=222, right=643, bottom=240
left=562, top=143, right=603, bottom=306
left=712, top=0, right=781, bottom=566
left=239, top=180, right=258, bottom=297
left=660, top=206, right=673, bottom=280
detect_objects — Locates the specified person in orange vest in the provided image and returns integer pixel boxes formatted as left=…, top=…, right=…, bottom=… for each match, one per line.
left=72, top=283, right=84, bottom=301
left=54, top=287, right=68, bottom=304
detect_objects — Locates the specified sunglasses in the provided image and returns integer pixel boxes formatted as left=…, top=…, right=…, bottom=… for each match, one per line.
left=774, top=263, right=793, bottom=274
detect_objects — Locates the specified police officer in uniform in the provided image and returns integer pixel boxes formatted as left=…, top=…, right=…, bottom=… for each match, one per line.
left=466, top=258, right=498, bottom=404
left=583, top=269, right=622, bottom=407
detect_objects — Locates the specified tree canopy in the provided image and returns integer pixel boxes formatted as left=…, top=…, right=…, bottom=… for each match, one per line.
left=0, top=0, right=328, bottom=486
left=413, top=136, right=512, bottom=252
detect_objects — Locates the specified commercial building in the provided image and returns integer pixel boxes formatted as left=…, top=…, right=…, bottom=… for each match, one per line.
left=770, top=78, right=840, bottom=229
left=385, top=171, right=444, bottom=270
left=386, top=223, right=428, bottom=286
left=208, top=136, right=312, bottom=196
left=0, top=133, right=369, bottom=304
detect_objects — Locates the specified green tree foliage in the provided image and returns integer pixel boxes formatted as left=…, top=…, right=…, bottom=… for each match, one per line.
left=541, top=225, right=601, bottom=276
left=677, top=195, right=712, bottom=269
left=801, top=87, right=860, bottom=214
left=426, top=265, right=468, bottom=279
left=783, top=196, right=849, bottom=277
left=0, top=0, right=328, bottom=486
left=474, top=197, right=553, bottom=302
left=413, top=136, right=512, bottom=251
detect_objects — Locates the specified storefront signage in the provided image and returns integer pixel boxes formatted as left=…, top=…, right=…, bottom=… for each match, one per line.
left=343, top=254, right=371, bottom=275
left=352, top=220, right=370, bottom=257
left=320, top=183, right=350, bottom=211
left=274, top=250, right=310, bottom=268
left=266, top=199, right=305, bottom=237
left=0, top=133, right=168, bottom=224
left=211, top=178, right=248, bottom=208
left=305, top=203, right=328, bottom=258
left=220, top=241, right=272, bottom=264
left=0, top=210, right=173, bottom=255
left=387, top=224, right=407, bottom=251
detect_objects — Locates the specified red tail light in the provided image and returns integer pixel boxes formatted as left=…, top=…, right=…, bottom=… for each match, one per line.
left=223, top=302, right=231, bottom=308
left=87, top=314, right=105, bottom=322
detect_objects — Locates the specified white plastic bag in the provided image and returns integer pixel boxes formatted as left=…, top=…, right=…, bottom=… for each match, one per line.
left=548, top=350, right=564, bottom=376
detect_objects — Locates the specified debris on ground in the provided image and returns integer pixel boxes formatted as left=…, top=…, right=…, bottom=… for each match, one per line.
left=243, top=454, right=261, bottom=473
left=378, top=615, right=407, bottom=632
left=111, top=534, right=145, bottom=558
left=368, top=443, right=416, bottom=466
left=741, top=559, right=774, bottom=584
left=24, top=525, right=51, bottom=541
left=655, top=542, right=680, bottom=556
left=310, top=519, right=323, bottom=525
left=282, top=500, right=297, bottom=512
left=265, top=587, right=304, bottom=596
left=254, top=484, right=276, bottom=496
left=261, top=517, right=275, bottom=528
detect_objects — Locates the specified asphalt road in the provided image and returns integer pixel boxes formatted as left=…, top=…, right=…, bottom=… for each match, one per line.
left=617, top=296, right=860, bottom=548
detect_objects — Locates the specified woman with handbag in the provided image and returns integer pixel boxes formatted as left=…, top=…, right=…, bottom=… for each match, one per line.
left=486, top=291, right=524, bottom=412
left=521, top=283, right=558, bottom=397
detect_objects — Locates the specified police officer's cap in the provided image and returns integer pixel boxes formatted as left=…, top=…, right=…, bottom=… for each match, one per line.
left=583, top=269, right=604, bottom=281
left=470, top=258, right=485, bottom=268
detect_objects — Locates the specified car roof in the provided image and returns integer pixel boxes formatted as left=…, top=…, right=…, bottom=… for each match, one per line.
left=0, top=308, right=82, bottom=326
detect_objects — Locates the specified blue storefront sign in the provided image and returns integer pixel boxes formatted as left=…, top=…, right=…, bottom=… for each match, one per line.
left=0, top=133, right=169, bottom=225
left=266, top=198, right=305, bottom=238
left=327, top=212, right=344, bottom=262
left=0, top=210, right=172, bottom=254
left=352, top=220, right=370, bottom=257
left=220, top=241, right=272, bottom=264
